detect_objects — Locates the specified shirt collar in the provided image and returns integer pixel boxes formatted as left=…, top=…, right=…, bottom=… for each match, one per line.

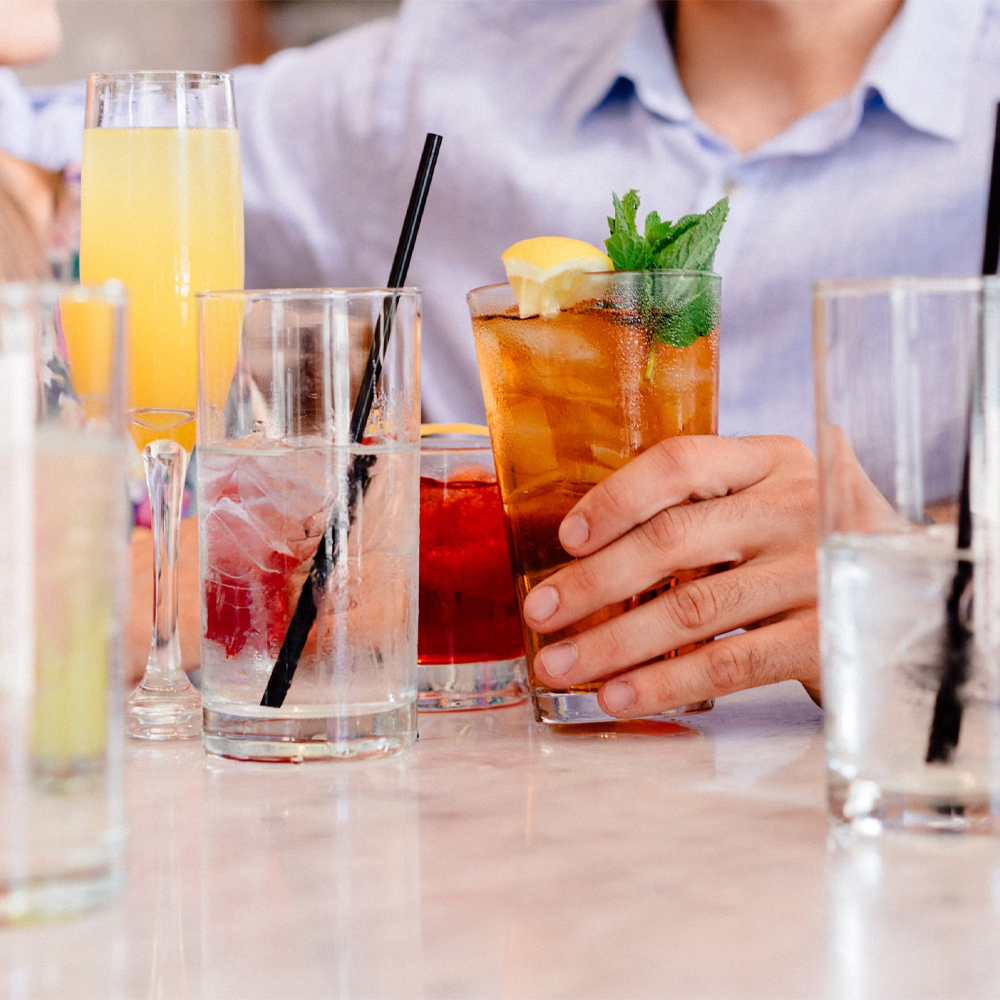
left=862, top=0, right=986, bottom=142
left=611, top=3, right=692, bottom=125
left=593, top=0, right=986, bottom=147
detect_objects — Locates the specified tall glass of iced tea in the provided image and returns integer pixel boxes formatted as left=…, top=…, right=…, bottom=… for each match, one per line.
left=418, top=427, right=527, bottom=709
left=469, top=270, right=721, bottom=724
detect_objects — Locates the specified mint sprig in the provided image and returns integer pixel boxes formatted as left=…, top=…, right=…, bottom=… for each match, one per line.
left=604, top=190, right=727, bottom=349
left=606, top=189, right=728, bottom=271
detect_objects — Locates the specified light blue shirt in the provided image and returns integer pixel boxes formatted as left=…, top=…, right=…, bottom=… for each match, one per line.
left=0, top=71, right=86, bottom=170
left=8, top=1, right=1000, bottom=445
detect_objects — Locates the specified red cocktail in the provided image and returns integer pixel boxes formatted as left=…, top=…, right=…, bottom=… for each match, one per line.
left=418, top=429, right=527, bottom=709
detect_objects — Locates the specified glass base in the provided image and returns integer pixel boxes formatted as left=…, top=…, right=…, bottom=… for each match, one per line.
left=828, top=772, right=1000, bottom=835
left=126, top=679, right=202, bottom=740
left=532, top=689, right=714, bottom=725
left=202, top=702, right=417, bottom=761
left=417, top=656, right=528, bottom=711
left=0, top=864, right=124, bottom=925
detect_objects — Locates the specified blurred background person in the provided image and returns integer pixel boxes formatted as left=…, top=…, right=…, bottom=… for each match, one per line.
left=0, top=146, right=52, bottom=279
left=7, top=0, right=998, bottom=443
left=4, top=0, right=997, bottom=707
left=0, top=0, right=64, bottom=279
left=238, top=0, right=998, bottom=444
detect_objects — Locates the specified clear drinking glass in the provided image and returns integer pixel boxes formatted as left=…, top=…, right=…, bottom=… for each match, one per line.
left=469, top=270, right=721, bottom=725
left=0, top=282, right=128, bottom=921
left=815, top=276, right=1000, bottom=834
left=418, top=426, right=527, bottom=710
left=197, top=289, right=421, bottom=760
left=80, top=72, right=245, bottom=739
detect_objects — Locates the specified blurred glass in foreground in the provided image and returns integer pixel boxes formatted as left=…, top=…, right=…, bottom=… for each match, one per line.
left=816, top=276, right=1000, bottom=834
left=0, top=281, right=128, bottom=921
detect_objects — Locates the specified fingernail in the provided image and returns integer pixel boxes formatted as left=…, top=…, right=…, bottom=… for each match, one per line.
left=523, top=585, right=559, bottom=623
left=537, top=642, right=577, bottom=678
left=560, top=513, right=589, bottom=550
left=602, top=680, right=635, bottom=715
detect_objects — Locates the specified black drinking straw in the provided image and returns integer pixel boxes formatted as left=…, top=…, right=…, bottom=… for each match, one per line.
left=925, top=105, right=1000, bottom=763
left=260, top=133, right=443, bottom=708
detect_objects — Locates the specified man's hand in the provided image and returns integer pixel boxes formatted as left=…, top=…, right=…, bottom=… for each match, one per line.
left=128, top=517, right=201, bottom=683
left=522, top=435, right=820, bottom=716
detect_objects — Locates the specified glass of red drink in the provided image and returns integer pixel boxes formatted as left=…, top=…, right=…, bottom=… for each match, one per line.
left=418, top=426, right=527, bottom=710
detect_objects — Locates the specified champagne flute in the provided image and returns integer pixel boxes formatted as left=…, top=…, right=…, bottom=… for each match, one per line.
left=80, top=72, right=244, bottom=739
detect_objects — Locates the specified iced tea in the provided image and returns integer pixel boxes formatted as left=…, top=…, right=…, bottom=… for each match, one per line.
left=469, top=270, right=720, bottom=724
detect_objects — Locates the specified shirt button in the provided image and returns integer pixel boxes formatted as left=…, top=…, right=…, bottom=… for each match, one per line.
left=723, top=177, right=740, bottom=196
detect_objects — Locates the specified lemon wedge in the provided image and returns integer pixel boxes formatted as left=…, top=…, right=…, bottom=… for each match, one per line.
left=502, top=237, right=613, bottom=319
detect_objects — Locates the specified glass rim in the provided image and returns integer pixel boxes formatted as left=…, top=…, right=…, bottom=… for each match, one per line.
left=814, top=276, right=997, bottom=299
left=468, top=269, right=721, bottom=299
left=197, top=287, right=422, bottom=302
left=0, top=279, right=126, bottom=309
left=86, top=70, right=233, bottom=85
left=420, top=436, right=493, bottom=453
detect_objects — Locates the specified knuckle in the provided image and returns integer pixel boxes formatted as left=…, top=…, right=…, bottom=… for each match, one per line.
left=596, top=470, right=634, bottom=520
left=571, top=555, right=604, bottom=598
left=762, top=434, right=811, bottom=465
left=789, top=437, right=818, bottom=471
left=749, top=434, right=818, bottom=484
left=640, top=505, right=691, bottom=555
left=747, top=469, right=817, bottom=530
left=703, top=640, right=753, bottom=695
left=641, top=663, right=682, bottom=712
left=779, top=441, right=819, bottom=494
left=650, top=435, right=701, bottom=485
left=759, top=565, right=795, bottom=611
left=778, top=491, right=817, bottom=538
left=595, top=614, right=632, bottom=665
left=662, top=577, right=719, bottom=632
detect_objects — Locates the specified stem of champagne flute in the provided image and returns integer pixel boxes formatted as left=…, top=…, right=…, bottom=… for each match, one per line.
left=141, top=439, right=190, bottom=691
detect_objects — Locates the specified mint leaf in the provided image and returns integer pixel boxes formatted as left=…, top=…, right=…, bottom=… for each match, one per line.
left=606, top=189, right=651, bottom=269
left=644, top=215, right=679, bottom=253
left=659, top=213, right=702, bottom=247
left=605, top=229, right=651, bottom=270
left=604, top=190, right=727, bottom=353
left=644, top=210, right=671, bottom=243
left=655, top=275, right=721, bottom=348
left=653, top=197, right=729, bottom=271
left=610, top=189, right=641, bottom=235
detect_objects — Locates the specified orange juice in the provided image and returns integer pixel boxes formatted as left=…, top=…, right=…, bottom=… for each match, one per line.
left=80, top=127, right=244, bottom=452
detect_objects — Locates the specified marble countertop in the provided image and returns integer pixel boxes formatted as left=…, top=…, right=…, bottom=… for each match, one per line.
left=4, top=681, right=1000, bottom=999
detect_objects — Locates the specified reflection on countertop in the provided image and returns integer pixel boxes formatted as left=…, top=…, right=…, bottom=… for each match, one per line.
left=3, top=681, right=1000, bottom=998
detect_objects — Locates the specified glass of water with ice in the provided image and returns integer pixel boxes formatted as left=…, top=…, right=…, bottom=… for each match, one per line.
left=815, top=276, right=1000, bottom=834
left=196, top=290, right=421, bottom=761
